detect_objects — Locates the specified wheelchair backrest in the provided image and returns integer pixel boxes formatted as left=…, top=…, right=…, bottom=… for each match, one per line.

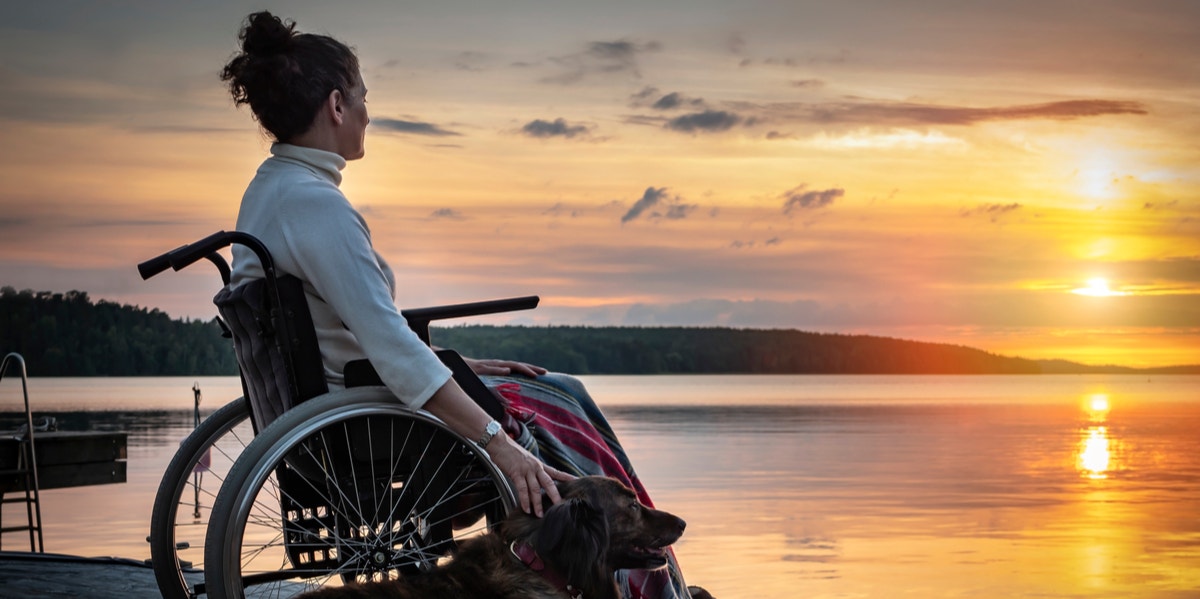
left=214, top=274, right=328, bottom=432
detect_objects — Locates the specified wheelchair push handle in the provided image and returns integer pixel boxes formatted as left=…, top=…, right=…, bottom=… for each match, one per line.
left=138, top=231, right=276, bottom=285
left=137, top=244, right=188, bottom=280
left=166, top=230, right=236, bottom=273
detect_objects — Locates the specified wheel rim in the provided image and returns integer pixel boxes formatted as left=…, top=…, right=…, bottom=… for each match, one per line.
left=150, top=398, right=254, bottom=599
left=211, top=399, right=514, bottom=597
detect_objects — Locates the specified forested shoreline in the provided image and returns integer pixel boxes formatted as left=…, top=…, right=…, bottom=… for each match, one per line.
left=1, top=287, right=238, bottom=376
left=2, top=287, right=1195, bottom=376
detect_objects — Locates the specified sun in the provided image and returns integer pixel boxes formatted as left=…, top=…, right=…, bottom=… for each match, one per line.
left=1071, top=278, right=1127, bottom=297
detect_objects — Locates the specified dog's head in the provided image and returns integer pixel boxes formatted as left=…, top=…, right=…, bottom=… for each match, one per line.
left=503, top=476, right=686, bottom=599
left=557, top=476, right=685, bottom=571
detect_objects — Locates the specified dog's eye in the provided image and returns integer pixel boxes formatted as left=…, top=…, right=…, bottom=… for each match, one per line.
left=629, top=500, right=640, bottom=511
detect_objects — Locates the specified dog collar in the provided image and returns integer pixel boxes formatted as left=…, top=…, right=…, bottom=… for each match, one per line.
left=510, top=541, right=583, bottom=599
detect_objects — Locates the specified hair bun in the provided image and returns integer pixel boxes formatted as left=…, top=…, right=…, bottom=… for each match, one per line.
left=240, top=11, right=295, bottom=56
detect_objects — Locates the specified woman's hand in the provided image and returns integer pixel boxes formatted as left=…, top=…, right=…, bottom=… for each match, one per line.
left=485, top=434, right=574, bottom=517
left=464, top=357, right=547, bottom=378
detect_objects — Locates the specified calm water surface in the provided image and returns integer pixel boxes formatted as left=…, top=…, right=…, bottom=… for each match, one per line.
left=2, top=375, right=1198, bottom=598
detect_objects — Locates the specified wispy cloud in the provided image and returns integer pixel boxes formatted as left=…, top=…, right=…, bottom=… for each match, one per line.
left=791, top=79, right=825, bottom=89
left=782, top=186, right=844, bottom=214
left=429, top=208, right=466, bottom=220
left=543, top=202, right=583, bottom=218
left=542, top=39, right=661, bottom=84
left=745, top=99, right=1148, bottom=127
left=665, top=110, right=742, bottom=133
left=372, top=118, right=461, bottom=137
left=629, top=87, right=707, bottom=111
left=620, top=187, right=698, bottom=223
left=519, top=118, right=593, bottom=139
left=961, top=203, right=1022, bottom=222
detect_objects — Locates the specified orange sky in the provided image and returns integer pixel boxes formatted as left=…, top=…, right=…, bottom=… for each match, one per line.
left=1, top=1, right=1197, bottom=367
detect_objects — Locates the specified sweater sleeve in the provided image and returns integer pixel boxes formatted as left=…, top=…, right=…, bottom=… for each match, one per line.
left=279, top=181, right=451, bottom=409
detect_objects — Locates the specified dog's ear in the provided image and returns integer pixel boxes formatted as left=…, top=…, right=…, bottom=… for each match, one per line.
left=535, top=497, right=609, bottom=584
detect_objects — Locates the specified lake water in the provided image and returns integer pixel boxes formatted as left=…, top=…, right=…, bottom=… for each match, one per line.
left=2, top=374, right=1198, bottom=598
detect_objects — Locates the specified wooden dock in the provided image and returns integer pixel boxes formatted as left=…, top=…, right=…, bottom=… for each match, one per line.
left=0, top=551, right=199, bottom=598
left=0, top=431, right=127, bottom=491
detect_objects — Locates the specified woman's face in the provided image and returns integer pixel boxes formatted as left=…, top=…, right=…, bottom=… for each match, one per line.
left=339, top=76, right=370, bottom=160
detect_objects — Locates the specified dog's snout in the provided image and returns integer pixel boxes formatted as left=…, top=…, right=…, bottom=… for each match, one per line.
left=674, top=516, right=686, bottom=534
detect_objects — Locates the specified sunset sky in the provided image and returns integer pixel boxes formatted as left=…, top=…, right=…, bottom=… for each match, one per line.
left=2, top=1, right=1197, bottom=367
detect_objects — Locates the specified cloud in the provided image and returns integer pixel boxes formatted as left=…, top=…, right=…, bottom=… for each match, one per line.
left=629, top=88, right=707, bottom=111
left=543, top=202, right=583, bottom=218
left=961, top=203, right=1022, bottom=222
left=665, top=110, right=742, bottom=133
left=543, top=39, right=661, bottom=84
left=791, top=79, right=825, bottom=89
left=629, top=86, right=660, bottom=105
left=663, top=203, right=698, bottom=220
left=746, top=99, right=1148, bottom=127
left=654, top=92, right=707, bottom=111
left=621, top=187, right=669, bottom=223
left=372, top=118, right=461, bottom=137
left=782, top=186, right=844, bottom=214
left=520, top=118, right=593, bottom=139
left=429, top=208, right=466, bottom=220
left=620, top=187, right=698, bottom=223
left=730, top=236, right=783, bottom=249
left=1143, top=200, right=1180, bottom=211
left=453, top=51, right=488, bottom=72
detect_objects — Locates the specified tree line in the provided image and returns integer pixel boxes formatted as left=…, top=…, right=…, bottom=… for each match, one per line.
left=429, top=325, right=1043, bottom=375
left=1, top=287, right=237, bottom=376
left=8, top=287, right=1189, bottom=377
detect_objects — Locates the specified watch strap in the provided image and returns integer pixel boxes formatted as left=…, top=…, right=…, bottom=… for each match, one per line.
left=476, top=419, right=502, bottom=448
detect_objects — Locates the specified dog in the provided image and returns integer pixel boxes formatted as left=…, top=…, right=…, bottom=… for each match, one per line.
left=296, top=476, right=688, bottom=599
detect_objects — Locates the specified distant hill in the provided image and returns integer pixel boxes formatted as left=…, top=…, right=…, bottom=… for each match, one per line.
left=2, top=287, right=1196, bottom=376
left=430, top=325, right=1199, bottom=375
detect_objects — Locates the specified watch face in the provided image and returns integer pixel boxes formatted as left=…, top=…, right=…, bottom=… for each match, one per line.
left=487, top=420, right=502, bottom=435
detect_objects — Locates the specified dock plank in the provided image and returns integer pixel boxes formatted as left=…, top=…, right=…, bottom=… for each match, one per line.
left=0, top=551, right=196, bottom=598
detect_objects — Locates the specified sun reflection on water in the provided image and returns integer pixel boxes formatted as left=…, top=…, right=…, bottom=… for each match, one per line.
left=1078, top=393, right=1114, bottom=479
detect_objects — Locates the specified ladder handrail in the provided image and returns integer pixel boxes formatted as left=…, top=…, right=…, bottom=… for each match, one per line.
left=0, top=352, right=45, bottom=553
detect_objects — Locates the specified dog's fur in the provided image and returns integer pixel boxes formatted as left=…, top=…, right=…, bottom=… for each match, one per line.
left=296, top=476, right=687, bottom=599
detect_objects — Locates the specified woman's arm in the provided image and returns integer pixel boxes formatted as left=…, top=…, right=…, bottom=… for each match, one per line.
left=421, top=377, right=571, bottom=516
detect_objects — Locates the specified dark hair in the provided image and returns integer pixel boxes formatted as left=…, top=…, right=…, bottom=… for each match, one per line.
left=220, top=11, right=360, bottom=143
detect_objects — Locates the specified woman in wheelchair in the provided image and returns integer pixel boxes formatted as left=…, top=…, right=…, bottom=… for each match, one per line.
left=219, top=11, right=697, bottom=599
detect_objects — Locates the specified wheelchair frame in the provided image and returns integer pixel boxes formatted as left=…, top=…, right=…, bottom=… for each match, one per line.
left=140, top=231, right=532, bottom=598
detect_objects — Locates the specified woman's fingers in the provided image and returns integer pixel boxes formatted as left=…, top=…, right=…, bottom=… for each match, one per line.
left=509, top=474, right=528, bottom=514
left=512, top=362, right=548, bottom=377
left=538, top=469, right=562, bottom=507
left=527, top=471, right=546, bottom=517
left=465, top=357, right=547, bottom=377
left=489, top=436, right=566, bottom=517
left=545, top=464, right=576, bottom=482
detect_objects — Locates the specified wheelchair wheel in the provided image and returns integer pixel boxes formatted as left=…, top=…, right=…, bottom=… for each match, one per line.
left=203, top=388, right=516, bottom=599
left=149, top=397, right=253, bottom=599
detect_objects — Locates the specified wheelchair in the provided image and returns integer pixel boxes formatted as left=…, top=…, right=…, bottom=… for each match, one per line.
left=140, top=231, right=531, bottom=598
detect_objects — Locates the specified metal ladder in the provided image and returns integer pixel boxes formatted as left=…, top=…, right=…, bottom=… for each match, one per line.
left=0, top=352, right=45, bottom=552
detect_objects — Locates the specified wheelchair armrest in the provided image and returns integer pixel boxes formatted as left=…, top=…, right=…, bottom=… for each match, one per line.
left=401, top=296, right=539, bottom=345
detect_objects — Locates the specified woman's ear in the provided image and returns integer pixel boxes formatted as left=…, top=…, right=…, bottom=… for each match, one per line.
left=326, top=88, right=346, bottom=125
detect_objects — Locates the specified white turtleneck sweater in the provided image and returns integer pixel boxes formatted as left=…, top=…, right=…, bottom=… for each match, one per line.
left=230, top=143, right=451, bottom=409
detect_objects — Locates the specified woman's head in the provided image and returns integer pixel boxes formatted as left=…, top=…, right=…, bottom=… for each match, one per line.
left=221, top=12, right=362, bottom=146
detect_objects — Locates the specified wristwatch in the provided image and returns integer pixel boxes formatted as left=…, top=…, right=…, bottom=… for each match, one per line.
left=476, top=419, right=502, bottom=448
